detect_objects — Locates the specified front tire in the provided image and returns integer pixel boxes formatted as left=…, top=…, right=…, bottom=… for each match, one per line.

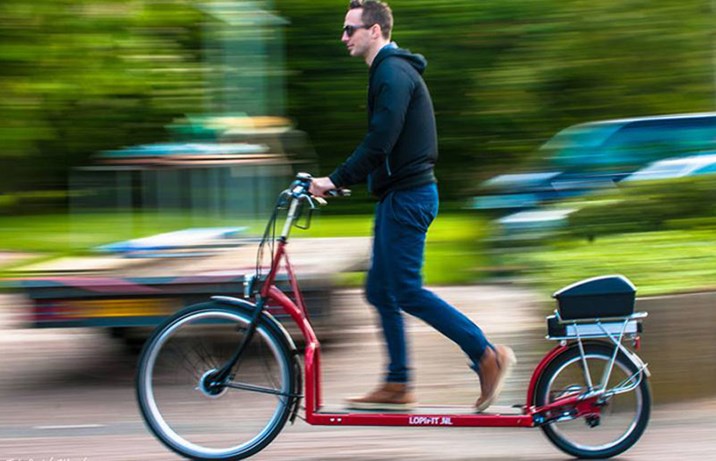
left=535, top=342, right=650, bottom=459
left=136, top=302, right=296, bottom=460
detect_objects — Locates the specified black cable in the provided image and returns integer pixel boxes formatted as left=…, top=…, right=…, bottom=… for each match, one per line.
left=255, top=192, right=288, bottom=292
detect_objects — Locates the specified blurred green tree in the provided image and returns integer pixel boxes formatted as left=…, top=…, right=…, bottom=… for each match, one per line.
left=0, top=0, right=204, bottom=193
left=277, top=0, right=714, bottom=197
left=0, top=0, right=714, bottom=202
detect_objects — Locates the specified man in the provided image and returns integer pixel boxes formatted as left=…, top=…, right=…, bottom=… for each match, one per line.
left=309, top=0, right=515, bottom=412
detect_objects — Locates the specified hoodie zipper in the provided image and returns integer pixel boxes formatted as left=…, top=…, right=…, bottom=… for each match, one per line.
left=385, top=155, right=392, bottom=176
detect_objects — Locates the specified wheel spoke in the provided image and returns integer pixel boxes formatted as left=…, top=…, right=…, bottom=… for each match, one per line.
left=225, top=381, right=292, bottom=397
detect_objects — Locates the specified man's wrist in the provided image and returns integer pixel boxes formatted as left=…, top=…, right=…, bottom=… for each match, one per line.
left=328, top=172, right=344, bottom=189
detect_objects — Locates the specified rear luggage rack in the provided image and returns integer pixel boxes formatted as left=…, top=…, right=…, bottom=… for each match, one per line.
left=547, top=311, right=646, bottom=340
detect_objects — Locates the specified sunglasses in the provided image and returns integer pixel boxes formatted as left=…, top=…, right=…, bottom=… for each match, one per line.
left=342, top=24, right=372, bottom=37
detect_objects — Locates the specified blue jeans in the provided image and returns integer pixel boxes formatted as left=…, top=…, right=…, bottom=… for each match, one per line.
left=365, top=183, right=490, bottom=383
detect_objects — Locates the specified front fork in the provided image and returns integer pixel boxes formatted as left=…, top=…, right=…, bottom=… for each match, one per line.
left=202, top=297, right=267, bottom=390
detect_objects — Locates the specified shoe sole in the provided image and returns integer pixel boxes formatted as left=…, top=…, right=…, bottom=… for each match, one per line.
left=475, top=346, right=517, bottom=413
left=345, top=401, right=418, bottom=411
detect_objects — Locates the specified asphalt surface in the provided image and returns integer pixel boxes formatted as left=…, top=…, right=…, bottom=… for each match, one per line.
left=1, top=287, right=715, bottom=461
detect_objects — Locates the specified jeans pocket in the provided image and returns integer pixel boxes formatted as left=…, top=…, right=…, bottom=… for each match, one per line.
left=389, top=187, right=437, bottom=232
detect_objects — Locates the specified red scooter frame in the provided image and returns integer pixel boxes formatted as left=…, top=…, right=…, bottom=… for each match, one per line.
left=258, top=233, right=595, bottom=429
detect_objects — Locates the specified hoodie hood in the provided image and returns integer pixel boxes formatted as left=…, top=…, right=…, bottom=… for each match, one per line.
left=371, top=45, right=427, bottom=75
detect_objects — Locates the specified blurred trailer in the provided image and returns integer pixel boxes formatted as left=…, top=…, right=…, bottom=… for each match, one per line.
left=12, top=236, right=370, bottom=347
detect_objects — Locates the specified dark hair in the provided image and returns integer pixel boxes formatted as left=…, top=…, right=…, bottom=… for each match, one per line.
left=349, top=0, right=393, bottom=40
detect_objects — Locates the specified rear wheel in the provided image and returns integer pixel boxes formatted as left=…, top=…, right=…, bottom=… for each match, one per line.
left=535, top=342, right=650, bottom=459
left=136, top=302, right=296, bottom=460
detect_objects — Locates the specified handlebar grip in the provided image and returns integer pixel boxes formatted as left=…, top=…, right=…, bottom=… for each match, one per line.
left=325, top=188, right=351, bottom=197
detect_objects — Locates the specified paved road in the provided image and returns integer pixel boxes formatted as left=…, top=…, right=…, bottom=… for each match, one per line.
left=1, top=287, right=714, bottom=460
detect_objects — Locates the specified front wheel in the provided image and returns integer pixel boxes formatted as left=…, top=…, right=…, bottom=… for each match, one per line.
left=136, top=302, right=297, bottom=460
left=535, top=342, right=650, bottom=459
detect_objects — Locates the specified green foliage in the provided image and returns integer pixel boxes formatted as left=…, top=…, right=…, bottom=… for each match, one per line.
left=1, top=0, right=715, bottom=200
left=566, top=176, right=716, bottom=239
left=305, top=211, right=490, bottom=285
left=506, top=229, right=716, bottom=296
left=276, top=0, right=715, bottom=197
left=0, top=211, right=242, bottom=254
left=0, top=190, right=70, bottom=215
left=0, top=0, right=205, bottom=192
left=0, top=211, right=490, bottom=285
left=423, top=213, right=491, bottom=285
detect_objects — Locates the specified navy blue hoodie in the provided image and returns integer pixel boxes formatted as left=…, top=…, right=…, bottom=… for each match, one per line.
left=329, top=46, right=438, bottom=198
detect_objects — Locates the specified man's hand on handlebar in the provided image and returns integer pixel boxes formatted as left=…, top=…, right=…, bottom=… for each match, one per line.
left=309, top=176, right=337, bottom=198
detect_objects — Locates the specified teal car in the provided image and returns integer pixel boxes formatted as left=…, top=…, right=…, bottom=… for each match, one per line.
left=476, top=112, right=716, bottom=210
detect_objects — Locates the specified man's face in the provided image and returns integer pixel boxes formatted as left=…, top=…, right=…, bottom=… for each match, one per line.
left=341, top=8, right=373, bottom=58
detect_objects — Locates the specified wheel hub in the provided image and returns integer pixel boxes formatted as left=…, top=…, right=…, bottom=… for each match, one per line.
left=197, top=369, right=229, bottom=398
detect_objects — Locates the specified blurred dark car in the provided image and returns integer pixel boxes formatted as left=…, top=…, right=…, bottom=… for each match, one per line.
left=475, top=112, right=716, bottom=211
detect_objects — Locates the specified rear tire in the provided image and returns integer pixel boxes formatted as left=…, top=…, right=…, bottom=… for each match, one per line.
left=136, top=301, right=296, bottom=460
left=535, top=342, right=650, bottom=459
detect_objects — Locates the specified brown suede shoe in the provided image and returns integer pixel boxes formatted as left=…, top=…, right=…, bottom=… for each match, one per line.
left=475, top=345, right=517, bottom=413
left=345, top=382, right=417, bottom=411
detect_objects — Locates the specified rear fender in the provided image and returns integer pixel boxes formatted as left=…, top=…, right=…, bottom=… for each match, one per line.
left=526, top=344, right=569, bottom=407
left=527, top=340, right=649, bottom=407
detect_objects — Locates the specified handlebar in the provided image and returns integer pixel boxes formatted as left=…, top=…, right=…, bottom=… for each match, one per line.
left=289, top=172, right=351, bottom=204
left=272, top=172, right=351, bottom=236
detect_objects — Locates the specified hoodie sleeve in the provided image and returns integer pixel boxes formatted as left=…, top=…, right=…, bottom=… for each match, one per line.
left=329, top=61, right=413, bottom=188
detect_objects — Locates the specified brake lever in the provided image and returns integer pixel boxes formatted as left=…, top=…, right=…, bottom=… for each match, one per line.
left=303, top=194, right=326, bottom=209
